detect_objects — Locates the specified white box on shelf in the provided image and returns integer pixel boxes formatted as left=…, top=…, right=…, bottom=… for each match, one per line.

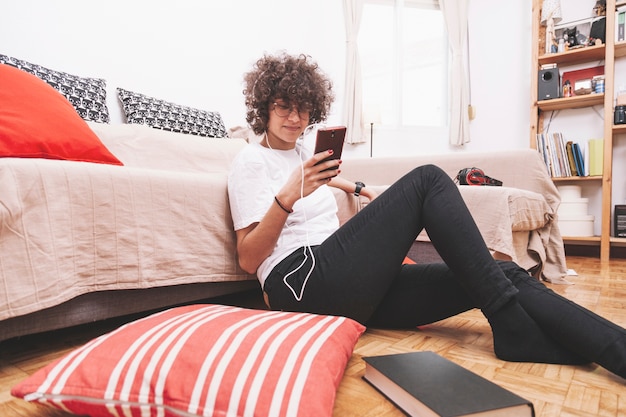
left=558, top=214, right=595, bottom=237
left=558, top=198, right=589, bottom=216
left=557, top=185, right=582, bottom=200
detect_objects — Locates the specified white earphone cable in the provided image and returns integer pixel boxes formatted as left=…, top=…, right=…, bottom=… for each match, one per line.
left=267, top=124, right=318, bottom=301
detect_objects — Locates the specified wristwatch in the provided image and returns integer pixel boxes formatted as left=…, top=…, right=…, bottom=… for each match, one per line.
left=354, top=181, right=366, bottom=197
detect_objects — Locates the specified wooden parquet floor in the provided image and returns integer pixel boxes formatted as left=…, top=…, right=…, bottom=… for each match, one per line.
left=1, top=255, right=625, bottom=417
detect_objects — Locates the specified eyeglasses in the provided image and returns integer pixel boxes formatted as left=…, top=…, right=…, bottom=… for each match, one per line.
left=272, top=102, right=311, bottom=119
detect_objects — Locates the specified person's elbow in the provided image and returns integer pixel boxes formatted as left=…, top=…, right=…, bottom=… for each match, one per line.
left=235, top=227, right=261, bottom=275
left=238, top=255, right=259, bottom=275
left=240, top=262, right=258, bottom=275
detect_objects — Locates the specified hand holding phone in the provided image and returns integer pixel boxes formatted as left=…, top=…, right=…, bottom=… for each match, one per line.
left=314, top=126, right=346, bottom=171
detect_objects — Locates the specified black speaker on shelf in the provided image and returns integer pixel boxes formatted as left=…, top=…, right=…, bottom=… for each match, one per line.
left=538, top=67, right=560, bottom=101
left=615, top=205, right=626, bottom=237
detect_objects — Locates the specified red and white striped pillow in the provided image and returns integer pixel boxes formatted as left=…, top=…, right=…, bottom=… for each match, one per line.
left=12, top=304, right=365, bottom=417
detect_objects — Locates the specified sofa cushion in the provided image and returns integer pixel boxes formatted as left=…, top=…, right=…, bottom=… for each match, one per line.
left=0, top=54, right=110, bottom=123
left=12, top=304, right=365, bottom=417
left=117, top=87, right=228, bottom=138
left=0, top=64, right=122, bottom=165
left=87, top=121, right=247, bottom=172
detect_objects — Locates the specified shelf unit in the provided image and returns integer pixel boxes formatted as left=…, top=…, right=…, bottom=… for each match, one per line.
left=530, top=0, right=625, bottom=262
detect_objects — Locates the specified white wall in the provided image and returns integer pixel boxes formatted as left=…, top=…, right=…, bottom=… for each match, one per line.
left=0, top=0, right=346, bottom=128
left=0, top=0, right=592, bottom=158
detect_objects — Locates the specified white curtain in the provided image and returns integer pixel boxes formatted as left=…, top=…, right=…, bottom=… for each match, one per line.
left=440, top=0, right=471, bottom=146
left=342, top=0, right=366, bottom=144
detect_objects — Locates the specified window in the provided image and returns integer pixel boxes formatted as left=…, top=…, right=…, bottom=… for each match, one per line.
left=358, top=0, right=447, bottom=128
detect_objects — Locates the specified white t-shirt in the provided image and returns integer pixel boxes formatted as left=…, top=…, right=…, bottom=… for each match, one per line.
left=228, top=141, right=339, bottom=287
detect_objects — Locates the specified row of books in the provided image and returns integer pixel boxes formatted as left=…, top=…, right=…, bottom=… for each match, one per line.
left=535, top=132, right=604, bottom=178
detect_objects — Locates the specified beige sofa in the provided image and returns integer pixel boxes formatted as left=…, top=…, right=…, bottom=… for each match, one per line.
left=337, top=149, right=566, bottom=283
left=0, top=123, right=565, bottom=341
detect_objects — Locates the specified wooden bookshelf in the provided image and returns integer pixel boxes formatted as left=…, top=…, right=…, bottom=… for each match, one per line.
left=530, top=0, right=624, bottom=262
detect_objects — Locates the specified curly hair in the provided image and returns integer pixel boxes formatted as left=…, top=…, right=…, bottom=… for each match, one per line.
left=243, top=52, right=335, bottom=135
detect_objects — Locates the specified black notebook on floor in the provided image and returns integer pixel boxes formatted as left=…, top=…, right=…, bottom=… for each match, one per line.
left=362, top=351, right=534, bottom=417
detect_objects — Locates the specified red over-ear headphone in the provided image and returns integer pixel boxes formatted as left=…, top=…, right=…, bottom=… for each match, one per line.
left=456, top=167, right=503, bottom=186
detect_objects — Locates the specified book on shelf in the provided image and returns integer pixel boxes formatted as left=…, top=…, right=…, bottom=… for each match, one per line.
left=588, top=138, right=604, bottom=176
left=566, top=141, right=578, bottom=176
left=362, top=351, right=535, bottom=417
left=553, top=133, right=571, bottom=177
left=572, top=142, right=586, bottom=177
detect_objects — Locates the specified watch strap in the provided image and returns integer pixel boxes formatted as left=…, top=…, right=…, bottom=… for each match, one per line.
left=354, top=181, right=365, bottom=197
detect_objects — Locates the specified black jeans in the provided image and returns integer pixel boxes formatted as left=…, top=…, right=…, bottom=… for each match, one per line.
left=263, top=164, right=518, bottom=326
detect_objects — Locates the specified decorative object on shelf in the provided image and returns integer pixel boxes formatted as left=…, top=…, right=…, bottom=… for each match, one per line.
left=563, top=80, right=572, bottom=97
left=555, top=17, right=594, bottom=49
left=541, top=0, right=563, bottom=53
left=593, top=75, right=605, bottom=93
left=589, top=0, right=607, bottom=44
left=554, top=13, right=607, bottom=49
left=594, top=0, right=607, bottom=15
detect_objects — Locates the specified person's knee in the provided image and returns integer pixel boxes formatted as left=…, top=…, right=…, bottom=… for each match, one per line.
left=411, top=164, right=447, bottom=181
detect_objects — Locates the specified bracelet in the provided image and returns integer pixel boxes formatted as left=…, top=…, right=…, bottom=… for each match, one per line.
left=274, top=196, right=293, bottom=214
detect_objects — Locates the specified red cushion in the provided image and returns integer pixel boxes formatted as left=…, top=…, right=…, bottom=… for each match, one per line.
left=0, top=64, right=122, bottom=165
left=11, top=304, right=365, bottom=417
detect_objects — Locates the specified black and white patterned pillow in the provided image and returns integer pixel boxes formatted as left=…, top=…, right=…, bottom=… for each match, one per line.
left=117, top=88, right=227, bottom=138
left=0, top=54, right=110, bottom=123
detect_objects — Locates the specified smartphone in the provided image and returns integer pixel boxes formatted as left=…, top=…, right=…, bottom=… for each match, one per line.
left=314, top=126, right=346, bottom=171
